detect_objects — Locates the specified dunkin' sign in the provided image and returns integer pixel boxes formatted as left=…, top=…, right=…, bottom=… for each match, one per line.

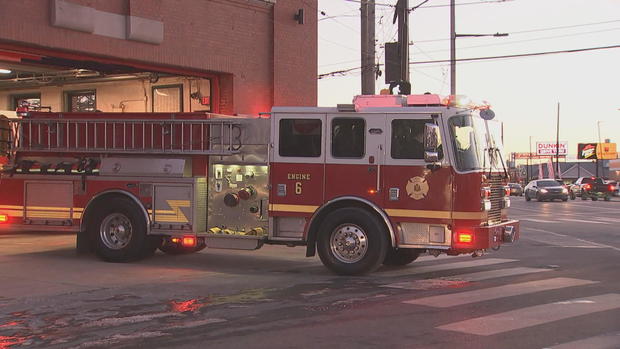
left=536, top=141, right=568, bottom=156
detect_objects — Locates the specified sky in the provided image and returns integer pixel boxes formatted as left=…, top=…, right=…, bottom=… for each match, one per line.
left=316, top=0, right=620, bottom=159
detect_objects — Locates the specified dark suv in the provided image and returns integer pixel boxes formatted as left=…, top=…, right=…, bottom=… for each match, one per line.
left=524, top=179, right=569, bottom=202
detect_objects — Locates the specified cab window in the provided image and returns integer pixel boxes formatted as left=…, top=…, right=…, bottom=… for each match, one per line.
left=331, top=118, right=365, bottom=158
left=279, top=119, right=322, bottom=157
left=391, top=119, right=436, bottom=159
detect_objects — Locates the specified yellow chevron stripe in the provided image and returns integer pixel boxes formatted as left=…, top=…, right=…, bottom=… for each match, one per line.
left=269, top=204, right=319, bottom=213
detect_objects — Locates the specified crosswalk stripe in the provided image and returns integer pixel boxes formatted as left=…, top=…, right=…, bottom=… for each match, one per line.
left=377, top=258, right=517, bottom=277
left=548, top=332, right=620, bottom=349
left=521, top=218, right=556, bottom=223
left=403, top=277, right=597, bottom=308
left=437, top=293, right=620, bottom=336
left=444, top=267, right=552, bottom=282
left=557, top=218, right=611, bottom=225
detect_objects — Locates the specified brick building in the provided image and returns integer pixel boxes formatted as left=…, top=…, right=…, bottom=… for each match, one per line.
left=0, top=0, right=317, bottom=116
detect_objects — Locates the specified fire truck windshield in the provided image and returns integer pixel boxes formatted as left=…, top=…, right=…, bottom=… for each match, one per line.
left=449, top=114, right=505, bottom=171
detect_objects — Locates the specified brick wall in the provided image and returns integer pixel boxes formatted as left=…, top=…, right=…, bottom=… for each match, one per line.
left=0, top=0, right=317, bottom=114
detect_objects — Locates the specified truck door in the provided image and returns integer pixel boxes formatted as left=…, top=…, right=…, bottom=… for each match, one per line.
left=269, top=113, right=325, bottom=221
left=381, top=113, right=453, bottom=224
left=324, top=114, right=385, bottom=206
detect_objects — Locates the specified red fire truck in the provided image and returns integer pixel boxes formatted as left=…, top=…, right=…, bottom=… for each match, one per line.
left=0, top=94, right=519, bottom=275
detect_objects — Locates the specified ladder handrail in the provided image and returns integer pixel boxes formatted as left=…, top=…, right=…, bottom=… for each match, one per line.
left=8, top=118, right=243, bottom=156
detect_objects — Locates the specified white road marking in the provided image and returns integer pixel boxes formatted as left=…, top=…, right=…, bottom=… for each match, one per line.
left=526, top=228, right=620, bottom=252
left=404, top=277, right=597, bottom=308
left=382, top=267, right=550, bottom=290
left=557, top=218, right=611, bottom=225
left=377, top=258, right=517, bottom=277
left=443, top=267, right=552, bottom=282
left=521, top=218, right=557, bottom=224
left=548, top=332, right=620, bottom=349
left=437, top=293, right=620, bottom=336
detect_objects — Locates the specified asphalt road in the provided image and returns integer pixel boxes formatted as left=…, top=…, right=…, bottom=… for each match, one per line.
left=1, top=197, right=619, bottom=349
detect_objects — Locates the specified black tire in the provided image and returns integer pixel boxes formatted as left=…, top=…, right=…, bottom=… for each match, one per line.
left=87, top=196, right=150, bottom=262
left=383, top=248, right=421, bottom=266
left=525, top=194, right=531, bottom=201
left=591, top=197, right=598, bottom=201
left=317, top=208, right=389, bottom=275
left=159, top=238, right=206, bottom=255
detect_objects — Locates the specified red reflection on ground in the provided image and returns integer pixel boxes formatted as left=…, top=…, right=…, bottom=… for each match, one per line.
left=0, top=335, right=28, bottom=349
left=170, top=299, right=207, bottom=313
left=0, top=322, right=19, bottom=328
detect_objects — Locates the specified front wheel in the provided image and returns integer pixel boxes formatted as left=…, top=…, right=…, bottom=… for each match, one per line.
left=383, top=248, right=421, bottom=266
left=317, top=208, right=389, bottom=275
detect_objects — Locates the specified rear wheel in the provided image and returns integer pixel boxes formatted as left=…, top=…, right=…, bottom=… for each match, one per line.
left=317, top=208, right=389, bottom=275
left=87, top=196, right=153, bottom=262
left=383, top=248, right=421, bottom=266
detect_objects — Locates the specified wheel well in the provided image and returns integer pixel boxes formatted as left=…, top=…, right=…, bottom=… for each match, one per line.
left=305, top=198, right=395, bottom=257
left=80, top=190, right=150, bottom=233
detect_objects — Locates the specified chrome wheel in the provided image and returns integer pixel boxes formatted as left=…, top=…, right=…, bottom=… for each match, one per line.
left=329, top=224, right=368, bottom=264
left=99, top=213, right=133, bottom=250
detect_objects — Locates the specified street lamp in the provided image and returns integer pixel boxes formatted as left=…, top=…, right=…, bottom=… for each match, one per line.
left=450, top=0, right=508, bottom=96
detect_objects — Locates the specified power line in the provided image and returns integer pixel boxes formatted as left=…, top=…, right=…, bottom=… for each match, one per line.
left=344, top=0, right=513, bottom=9
left=410, top=43, right=620, bottom=65
left=318, top=43, right=620, bottom=79
left=412, top=19, right=620, bottom=43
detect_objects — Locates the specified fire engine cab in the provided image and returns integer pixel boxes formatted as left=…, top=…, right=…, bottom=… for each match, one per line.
left=0, top=94, right=519, bottom=275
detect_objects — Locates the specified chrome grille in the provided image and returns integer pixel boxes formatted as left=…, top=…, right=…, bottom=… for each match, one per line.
left=488, top=174, right=503, bottom=225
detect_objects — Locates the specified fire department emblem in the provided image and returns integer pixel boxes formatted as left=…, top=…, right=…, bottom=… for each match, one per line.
left=406, top=176, right=429, bottom=200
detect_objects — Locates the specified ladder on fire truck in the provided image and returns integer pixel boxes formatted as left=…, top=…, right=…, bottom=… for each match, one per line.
left=5, top=116, right=243, bottom=157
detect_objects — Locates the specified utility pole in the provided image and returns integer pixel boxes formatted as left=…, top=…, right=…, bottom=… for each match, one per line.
left=361, top=0, right=375, bottom=95
left=450, top=0, right=456, bottom=96
left=396, top=0, right=409, bottom=83
left=555, top=102, right=560, bottom=178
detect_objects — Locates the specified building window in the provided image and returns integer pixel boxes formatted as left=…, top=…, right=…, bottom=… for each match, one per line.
left=12, top=94, right=41, bottom=110
left=331, top=118, right=365, bottom=158
left=279, top=119, right=322, bottom=157
left=153, top=85, right=183, bottom=112
left=66, top=90, right=96, bottom=112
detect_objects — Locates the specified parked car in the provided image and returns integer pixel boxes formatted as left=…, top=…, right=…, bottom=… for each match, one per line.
left=569, top=177, right=614, bottom=201
left=524, top=179, right=569, bottom=202
left=508, top=183, right=523, bottom=196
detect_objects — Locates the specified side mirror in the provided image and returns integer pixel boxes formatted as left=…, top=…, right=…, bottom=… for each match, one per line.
left=424, top=123, right=440, bottom=163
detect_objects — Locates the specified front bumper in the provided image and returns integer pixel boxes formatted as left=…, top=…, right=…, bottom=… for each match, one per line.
left=451, top=219, right=520, bottom=252
left=539, top=193, right=568, bottom=200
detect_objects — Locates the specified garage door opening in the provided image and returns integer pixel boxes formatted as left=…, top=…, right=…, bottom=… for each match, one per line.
left=0, top=49, right=217, bottom=115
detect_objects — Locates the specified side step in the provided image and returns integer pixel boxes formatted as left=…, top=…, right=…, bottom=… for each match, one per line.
left=204, top=234, right=265, bottom=250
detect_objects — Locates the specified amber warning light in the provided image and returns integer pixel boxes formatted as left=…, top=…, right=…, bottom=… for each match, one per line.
left=457, top=232, right=473, bottom=244
left=182, top=236, right=197, bottom=247
left=0, top=214, right=8, bottom=223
